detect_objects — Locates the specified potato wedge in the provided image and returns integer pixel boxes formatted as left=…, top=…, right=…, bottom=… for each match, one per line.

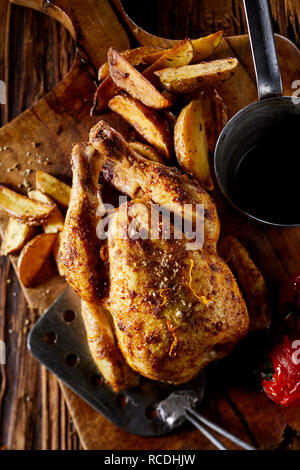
left=143, top=31, right=223, bottom=64
left=108, top=47, right=172, bottom=109
left=188, top=89, right=228, bottom=153
left=0, top=184, right=55, bottom=226
left=200, top=89, right=228, bottom=153
left=129, top=141, right=165, bottom=164
left=143, top=39, right=194, bottom=86
left=191, top=31, right=223, bottom=63
left=81, top=300, right=139, bottom=392
left=174, top=99, right=213, bottom=190
left=36, top=171, right=71, bottom=207
left=28, top=190, right=64, bottom=233
left=91, top=76, right=120, bottom=114
left=17, top=232, right=57, bottom=287
left=154, top=57, right=238, bottom=93
left=218, top=236, right=272, bottom=332
left=109, top=94, right=172, bottom=159
left=1, top=218, right=35, bottom=255
left=98, top=45, right=162, bottom=81
left=28, top=190, right=65, bottom=276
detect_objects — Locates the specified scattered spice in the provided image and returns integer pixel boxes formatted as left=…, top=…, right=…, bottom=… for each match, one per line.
left=159, top=287, right=171, bottom=307
left=188, top=258, right=209, bottom=305
left=166, top=320, right=178, bottom=357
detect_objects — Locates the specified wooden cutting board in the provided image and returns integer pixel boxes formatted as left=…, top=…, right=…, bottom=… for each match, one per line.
left=1, top=0, right=300, bottom=449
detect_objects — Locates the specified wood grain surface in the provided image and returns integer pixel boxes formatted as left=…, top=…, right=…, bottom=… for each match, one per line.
left=0, top=0, right=300, bottom=450
left=0, top=0, right=82, bottom=450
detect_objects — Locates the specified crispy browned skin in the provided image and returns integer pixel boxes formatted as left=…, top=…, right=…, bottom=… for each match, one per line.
left=89, top=120, right=219, bottom=246
left=77, top=121, right=248, bottom=384
left=81, top=300, right=139, bottom=391
left=59, top=143, right=108, bottom=304
left=62, top=121, right=249, bottom=386
left=101, top=160, right=142, bottom=199
left=60, top=143, right=138, bottom=391
left=105, top=200, right=248, bottom=383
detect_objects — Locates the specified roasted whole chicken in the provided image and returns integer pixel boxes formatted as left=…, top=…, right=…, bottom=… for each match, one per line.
left=60, top=120, right=249, bottom=391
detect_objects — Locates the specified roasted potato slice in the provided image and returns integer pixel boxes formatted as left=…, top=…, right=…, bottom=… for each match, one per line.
left=191, top=31, right=223, bottom=63
left=129, top=141, right=165, bottom=163
left=218, top=236, right=272, bottom=332
left=143, top=39, right=194, bottom=87
left=36, top=171, right=71, bottom=207
left=174, top=99, right=213, bottom=190
left=143, top=31, right=223, bottom=64
left=154, top=57, right=238, bottom=93
left=91, top=76, right=120, bottom=114
left=108, top=47, right=172, bottom=109
left=1, top=218, right=35, bottom=255
left=81, top=300, right=139, bottom=392
left=109, top=94, right=173, bottom=159
left=0, top=184, right=55, bottom=226
left=17, top=232, right=57, bottom=287
left=98, top=45, right=162, bottom=81
left=28, top=190, right=65, bottom=276
left=199, top=89, right=228, bottom=153
left=186, top=89, right=228, bottom=153
left=28, top=190, right=64, bottom=233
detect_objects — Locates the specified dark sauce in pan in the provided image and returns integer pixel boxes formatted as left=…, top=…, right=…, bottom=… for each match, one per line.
left=233, top=116, right=300, bottom=225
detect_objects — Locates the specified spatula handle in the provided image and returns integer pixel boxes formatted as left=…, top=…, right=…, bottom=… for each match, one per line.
left=243, top=0, right=282, bottom=100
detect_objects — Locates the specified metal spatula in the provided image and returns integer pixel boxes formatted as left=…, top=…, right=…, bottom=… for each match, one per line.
left=28, top=286, right=255, bottom=450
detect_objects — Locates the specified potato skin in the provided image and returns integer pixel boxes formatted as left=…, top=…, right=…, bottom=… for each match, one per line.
left=36, top=171, right=71, bottom=207
left=155, top=57, right=238, bottom=93
left=108, top=47, right=172, bottom=109
left=143, top=38, right=194, bottom=87
left=143, top=31, right=223, bottom=64
left=0, top=184, right=55, bottom=226
left=109, top=94, right=173, bottom=159
left=190, top=89, right=228, bottom=153
left=17, top=232, right=57, bottom=287
left=1, top=218, right=34, bottom=255
left=98, top=45, right=162, bottom=81
left=174, top=99, right=213, bottom=190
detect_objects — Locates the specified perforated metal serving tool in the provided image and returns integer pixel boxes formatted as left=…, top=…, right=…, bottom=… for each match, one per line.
left=28, top=286, right=255, bottom=450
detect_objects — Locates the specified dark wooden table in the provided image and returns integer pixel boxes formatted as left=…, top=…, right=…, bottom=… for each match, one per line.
left=0, top=0, right=299, bottom=450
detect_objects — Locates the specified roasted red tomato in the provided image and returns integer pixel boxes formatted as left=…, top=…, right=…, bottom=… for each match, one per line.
left=261, top=335, right=300, bottom=407
left=279, top=272, right=300, bottom=332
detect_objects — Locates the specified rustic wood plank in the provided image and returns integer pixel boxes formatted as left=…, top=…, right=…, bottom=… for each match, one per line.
left=0, top=0, right=79, bottom=450
left=0, top=0, right=299, bottom=451
left=121, top=0, right=300, bottom=48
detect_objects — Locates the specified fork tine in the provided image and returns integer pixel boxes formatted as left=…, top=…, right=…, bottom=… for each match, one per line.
left=186, top=408, right=256, bottom=450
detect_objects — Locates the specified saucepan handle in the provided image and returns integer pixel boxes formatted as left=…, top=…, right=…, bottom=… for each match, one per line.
left=185, top=408, right=256, bottom=450
left=243, top=0, right=282, bottom=100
